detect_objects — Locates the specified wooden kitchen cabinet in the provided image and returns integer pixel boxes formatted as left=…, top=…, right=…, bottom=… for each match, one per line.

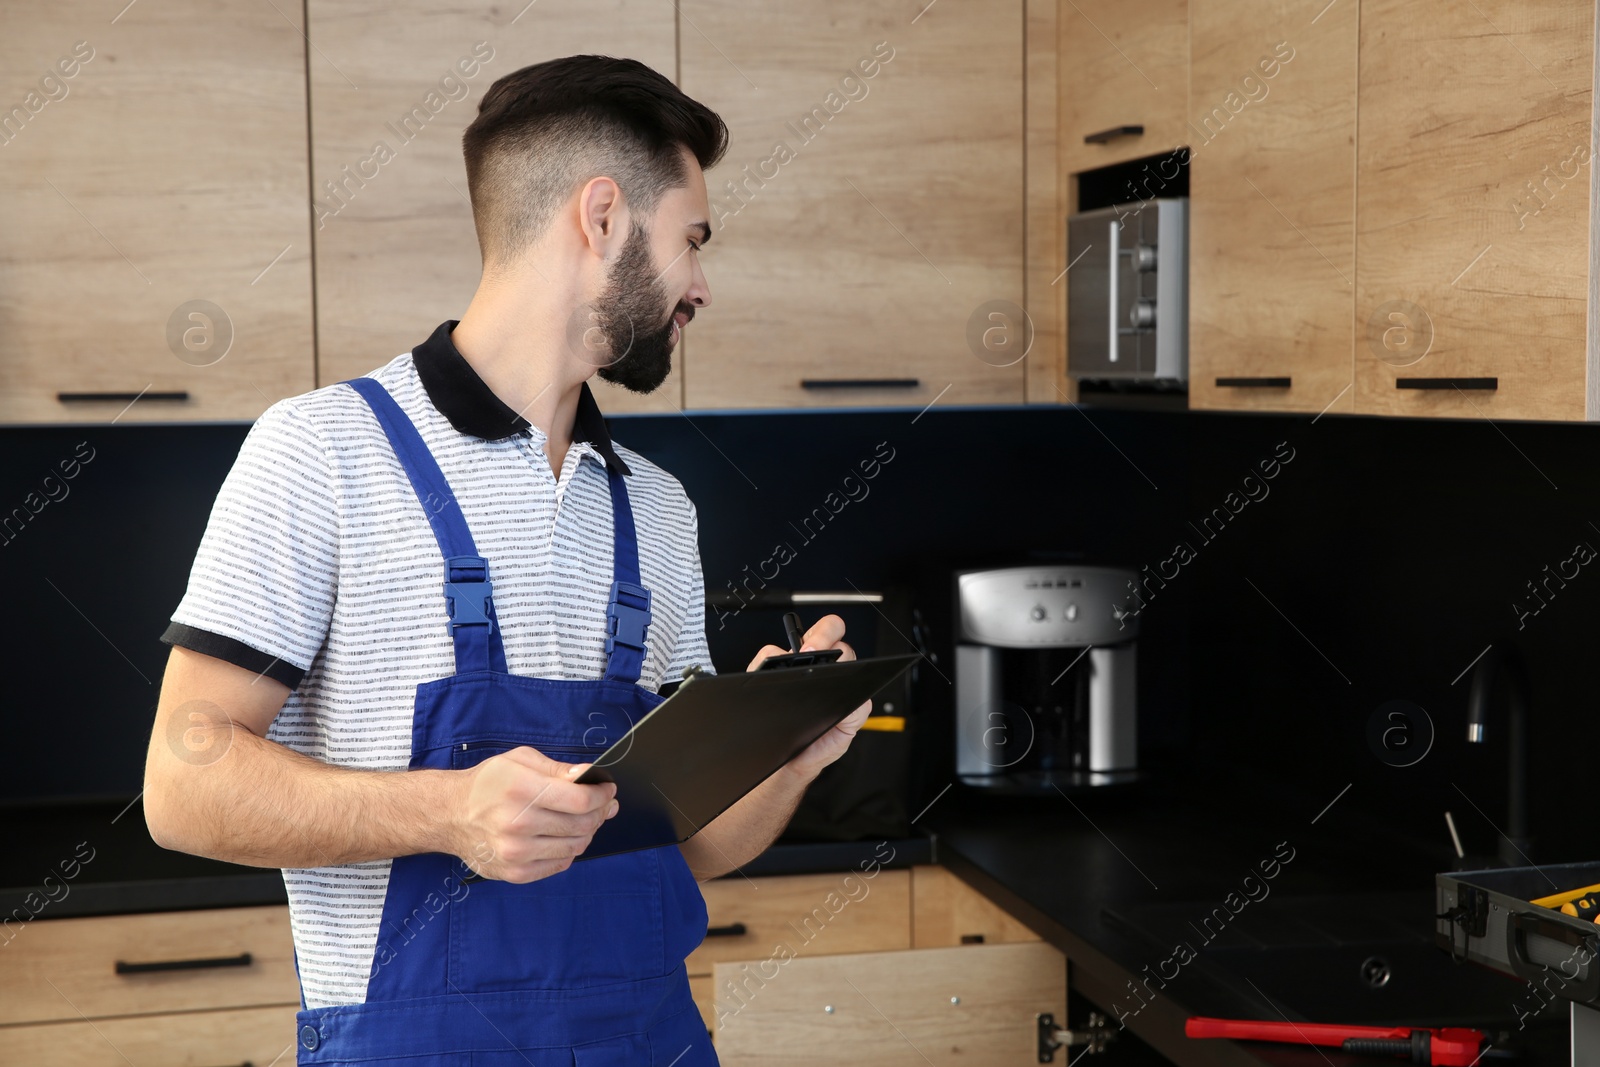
left=0, top=904, right=299, bottom=1026
left=688, top=869, right=912, bottom=977
left=713, top=941, right=1067, bottom=1066
left=0, top=1004, right=302, bottom=1067
left=911, top=865, right=1041, bottom=948
left=1354, top=0, right=1596, bottom=420
left=677, top=0, right=1026, bottom=410
left=305, top=0, right=680, bottom=413
left=691, top=865, right=1058, bottom=1059
left=1186, top=0, right=1358, bottom=414
left=0, top=905, right=301, bottom=1066
left=1055, top=0, right=1188, bottom=407
left=0, top=0, right=315, bottom=423
left=1058, top=0, right=1189, bottom=180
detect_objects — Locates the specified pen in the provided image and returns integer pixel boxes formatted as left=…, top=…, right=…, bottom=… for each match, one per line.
left=782, top=611, right=806, bottom=653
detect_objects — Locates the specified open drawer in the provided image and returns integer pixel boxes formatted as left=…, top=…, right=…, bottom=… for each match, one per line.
left=711, top=940, right=1067, bottom=1065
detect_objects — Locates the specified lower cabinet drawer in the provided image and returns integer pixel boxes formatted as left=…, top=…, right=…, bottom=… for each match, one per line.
left=0, top=906, right=299, bottom=1025
left=688, top=870, right=911, bottom=976
left=712, top=941, right=1067, bottom=1065
left=911, top=866, right=1043, bottom=948
left=0, top=1004, right=301, bottom=1067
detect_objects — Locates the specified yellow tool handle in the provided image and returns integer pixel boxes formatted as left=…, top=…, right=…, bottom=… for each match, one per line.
left=1532, top=882, right=1600, bottom=909
left=858, top=715, right=906, bottom=732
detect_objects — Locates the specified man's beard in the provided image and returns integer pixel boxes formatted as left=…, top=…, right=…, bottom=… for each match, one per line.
left=591, top=222, right=683, bottom=394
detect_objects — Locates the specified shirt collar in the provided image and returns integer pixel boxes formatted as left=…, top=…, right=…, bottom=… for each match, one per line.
left=411, top=319, right=632, bottom=477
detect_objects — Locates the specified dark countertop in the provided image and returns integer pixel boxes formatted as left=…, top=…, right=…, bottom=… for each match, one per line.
left=926, top=776, right=1572, bottom=1067
left=2, top=796, right=931, bottom=924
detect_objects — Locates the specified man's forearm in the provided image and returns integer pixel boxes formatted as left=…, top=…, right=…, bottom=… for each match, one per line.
left=145, top=725, right=464, bottom=870
left=677, top=763, right=815, bottom=880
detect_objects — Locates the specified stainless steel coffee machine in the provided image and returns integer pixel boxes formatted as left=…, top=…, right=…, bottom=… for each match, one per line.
left=955, top=565, right=1139, bottom=792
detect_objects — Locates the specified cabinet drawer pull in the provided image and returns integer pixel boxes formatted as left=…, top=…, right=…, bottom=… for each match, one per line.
left=1084, top=124, right=1144, bottom=145
left=115, top=951, right=253, bottom=975
left=706, top=922, right=748, bottom=938
left=1395, top=377, right=1497, bottom=390
left=800, top=378, right=920, bottom=390
left=1215, top=376, right=1291, bottom=388
left=58, top=391, right=190, bottom=403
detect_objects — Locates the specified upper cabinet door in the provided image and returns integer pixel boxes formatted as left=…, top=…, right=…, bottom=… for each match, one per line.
left=1058, top=0, right=1189, bottom=178
left=678, top=0, right=1025, bottom=410
left=1187, top=0, right=1357, bottom=414
left=0, top=0, right=315, bottom=423
left=307, top=0, right=679, bottom=413
left=1355, top=0, right=1595, bottom=420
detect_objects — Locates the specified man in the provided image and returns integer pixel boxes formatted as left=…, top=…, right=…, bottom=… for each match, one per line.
left=143, top=54, right=869, bottom=1066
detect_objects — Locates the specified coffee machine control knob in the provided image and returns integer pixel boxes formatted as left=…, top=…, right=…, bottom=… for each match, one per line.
left=1030, top=604, right=1048, bottom=621
left=1064, top=603, right=1079, bottom=622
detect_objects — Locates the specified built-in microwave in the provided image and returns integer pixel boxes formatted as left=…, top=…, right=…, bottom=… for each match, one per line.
left=1066, top=197, right=1187, bottom=384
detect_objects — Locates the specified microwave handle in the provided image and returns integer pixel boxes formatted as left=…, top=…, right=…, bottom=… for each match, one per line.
left=1107, top=219, right=1119, bottom=364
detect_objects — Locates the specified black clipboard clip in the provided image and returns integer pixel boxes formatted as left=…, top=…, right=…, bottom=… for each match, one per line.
left=755, top=648, right=844, bottom=671
left=756, top=610, right=846, bottom=671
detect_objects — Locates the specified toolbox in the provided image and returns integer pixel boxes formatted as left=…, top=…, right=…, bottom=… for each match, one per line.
left=1435, top=861, right=1600, bottom=1007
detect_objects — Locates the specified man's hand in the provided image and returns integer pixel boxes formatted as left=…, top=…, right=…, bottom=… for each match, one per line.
left=746, top=612, right=870, bottom=782
left=453, top=747, right=619, bottom=883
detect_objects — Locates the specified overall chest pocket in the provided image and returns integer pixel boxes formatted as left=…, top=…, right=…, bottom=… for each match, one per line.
left=447, top=740, right=670, bottom=992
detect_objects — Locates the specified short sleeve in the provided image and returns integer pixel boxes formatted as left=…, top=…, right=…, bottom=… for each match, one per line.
left=662, top=496, right=715, bottom=687
left=160, top=399, right=339, bottom=689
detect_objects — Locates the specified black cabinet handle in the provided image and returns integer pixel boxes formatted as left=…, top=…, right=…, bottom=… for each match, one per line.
left=706, top=923, right=748, bottom=938
left=1084, top=125, right=1144, bottom=145
left=1395, top=377, right=1497, bottom=390
left=58, top=391, right=190, bottom=403
left=1215, top=376, right=1291, bottom=388
left=115, top=952, right=252, bottom=975
left=800, top=378, right=920, bottom=390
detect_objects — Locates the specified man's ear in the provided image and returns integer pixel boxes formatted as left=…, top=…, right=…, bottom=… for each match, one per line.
left=578, top=175, right=626, bottom=255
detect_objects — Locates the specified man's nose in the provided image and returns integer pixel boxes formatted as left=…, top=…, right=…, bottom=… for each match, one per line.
left=687, top=260, right=711, bottom=308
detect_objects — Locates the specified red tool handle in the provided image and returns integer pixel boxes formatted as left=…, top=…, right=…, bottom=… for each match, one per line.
left=1186, top=1017, right=1486, bottom=1067
left=1186, top=1017, right=1411, bottom=1046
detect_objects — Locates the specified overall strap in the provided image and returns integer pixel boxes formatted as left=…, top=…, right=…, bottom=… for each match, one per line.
left=603, top=467, right=651, bottom=685
left=341, top=376, right=508, bottom=675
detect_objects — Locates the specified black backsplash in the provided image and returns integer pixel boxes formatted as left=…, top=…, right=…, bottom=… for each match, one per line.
left=612, top=402, right=1600, bottom=867
left=6, top=401, right=1597, bottom=868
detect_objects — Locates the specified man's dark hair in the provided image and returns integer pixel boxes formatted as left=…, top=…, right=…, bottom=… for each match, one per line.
left=462, top=55, right=728, bottom=267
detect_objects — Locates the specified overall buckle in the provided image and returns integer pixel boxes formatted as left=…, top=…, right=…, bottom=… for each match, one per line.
left=443, top=555, right=494, bottom=632
left=605, top=579, right=651, bottom=655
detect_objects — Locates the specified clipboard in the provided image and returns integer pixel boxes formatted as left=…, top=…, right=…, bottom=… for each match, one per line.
left=573, top=652, right=920, bottom=859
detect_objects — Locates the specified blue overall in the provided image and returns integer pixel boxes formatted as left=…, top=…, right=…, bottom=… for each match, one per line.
left=293, top=376, right=715, bottom=1066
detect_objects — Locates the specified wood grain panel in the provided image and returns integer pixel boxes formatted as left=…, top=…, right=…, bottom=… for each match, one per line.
left=1058, top=0, right=1189, bottom=180
left=713, top=941, right=1067, bottom=1065
left=910, top=865, right=1041, bottom=949
left=0, top=0, right=315, bottom=422
left=1187, top=0, right=1357, bottom=414
left=0, top=1004, right=300, bottom=1067
left=678, top=0, right=1025, bottom=409
left=1354, top=0, right=1595, bottom=420
left=688, top=870, right=911, bottom=977
left=1026, top=0, right=1068, bottom=404
left=0, top=905, right=299, bottom=1026
left=306, top=0, right=680, bottom=413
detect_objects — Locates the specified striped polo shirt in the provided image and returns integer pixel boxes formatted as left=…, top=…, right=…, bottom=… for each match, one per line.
left=160, top=319, right=715, bottom=1009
